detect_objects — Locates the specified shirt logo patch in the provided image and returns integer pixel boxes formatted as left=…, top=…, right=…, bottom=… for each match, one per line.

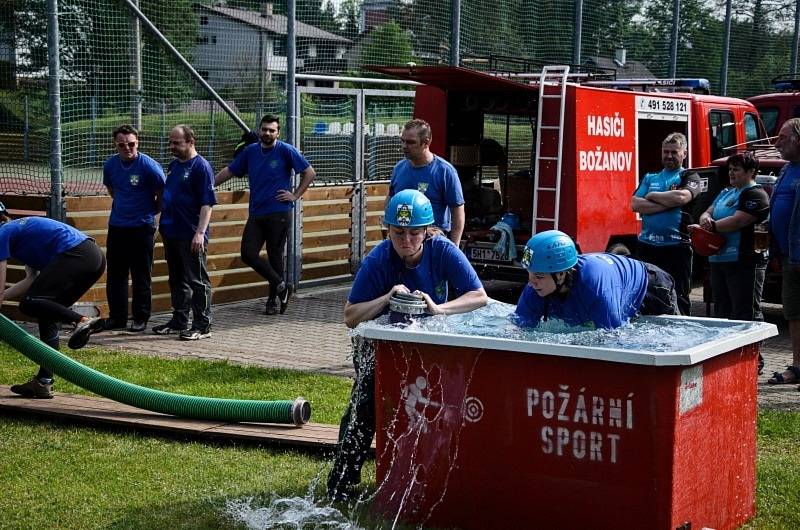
left=435, top=281, right=446, bottom=300
left=417, top=182, right=429, bottom=193
left=270, top=160, right=279, bottom=168
left=183, top=170, right=191, bottom=180
left=130, top=174, right=140, bottom=186
left=521, top=245, right=534, bottom=268
left=745, top=199, right=758, bottom=209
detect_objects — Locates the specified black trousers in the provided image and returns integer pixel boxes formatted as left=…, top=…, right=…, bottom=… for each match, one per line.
left=639, top=262, right=680, bottom=316
left=240, top=211, right=290, bottom=299
left=105, top=224, right=155, bottom=323
left=328, top=336, right=375, bottom=496
left=162, top=237, right=212, bottom=331
left=636, top=242, right=693, bottom=315
left=18, top=239, right=106, bottom=378
left=710, top=259, right=767, bottom=321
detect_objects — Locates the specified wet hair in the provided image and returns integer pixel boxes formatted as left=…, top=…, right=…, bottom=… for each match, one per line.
left=112, top=124, right=139, bottom=139
left=662, top=132, right=687, bottom=151
left=172, top=124, right=197, bottom=143
left=403, top=119, right=432, bottom=143
left=727, top=151, right=759, bottom=173
left=260, top=114, right=281, bottom=128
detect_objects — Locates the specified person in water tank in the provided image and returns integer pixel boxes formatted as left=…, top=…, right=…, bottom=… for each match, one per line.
left=513, top=230, right=679, bottom=330
left=327, top=189, right=487, bottom=502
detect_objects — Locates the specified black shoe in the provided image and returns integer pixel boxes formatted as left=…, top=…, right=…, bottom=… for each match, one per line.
left=68, top=317, right=105, bottom=350
left=152, top=321, right=189, bottom=335
left=179, top=327, right=211, bottom=341
left=103, top=318, right=127, bottom=331
left=10, top=377, right=53, bottom=399
left=128, top=321, right=147, bottom=333
left=278, top=284, right=292, bottom=314
left=265, top=298, right=278, bottom=315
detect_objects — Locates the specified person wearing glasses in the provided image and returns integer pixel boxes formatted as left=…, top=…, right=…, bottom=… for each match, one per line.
left=102, top=124, right=166, bottom=333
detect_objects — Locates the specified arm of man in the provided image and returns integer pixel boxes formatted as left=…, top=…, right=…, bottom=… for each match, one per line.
left=448, top=204, right=465, bottom=245
left=631, top=195, right=670, bottom=214
left=0, top=265, right=38, bottom=306
left=191, top=205, right=213, bottom=254
left=344, top=284, right=410, bottom=328
left=643, top=188, right=694, bottom=208
left=214, top=167, right=234, bottom=187
left=277, top=165, right=316, bottom=202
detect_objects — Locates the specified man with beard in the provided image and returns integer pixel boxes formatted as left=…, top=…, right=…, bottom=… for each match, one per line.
left=214, top=115, right=316, bottom=315
left=152, top=125, right=216, bottom=340
left=631, top=132, right=701, bottom=315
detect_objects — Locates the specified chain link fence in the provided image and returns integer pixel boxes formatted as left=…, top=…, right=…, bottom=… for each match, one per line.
left=0, top=0, right=797, bottom=197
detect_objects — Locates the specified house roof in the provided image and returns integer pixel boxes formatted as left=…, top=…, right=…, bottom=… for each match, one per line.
left=585, top=56, right=654, bottom=79
left=195, top=4, right=351, bottom=44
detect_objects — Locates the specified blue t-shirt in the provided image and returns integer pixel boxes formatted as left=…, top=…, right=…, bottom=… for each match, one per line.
left=103, top=153, right=166, bottom=227
left=0, top=217, right=87, bottom=271
left=709, top=184, right=770, bottom=263
left=348, top=236, right=482, bottom=310
left=227, top=141, right=311, bottom=216
left=634, top=168, right=700, bottom=246
left=389, top=156, right=464, bottom=232
left=513, top=253, right=648, bottom=329
left=159, top=155, right=217, bottom=241
left=770, top=162, right=800, bottom=257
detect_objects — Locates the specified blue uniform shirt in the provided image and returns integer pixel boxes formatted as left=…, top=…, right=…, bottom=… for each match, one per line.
left=770, top=162, right=800, bottom=257
left=0, top=217, right=87, bottom=271
left=159, top=155, right=217, bottom=241
left=348, top=236, right=482, bottom=310
left=103, top=152, right=166, bottom=227
left=389, top=156, right=464, bottom=232
left=513, top=253, right=648, bottom=329
left=634, top=168, right=700, bottom=246
left=227, top=141, right=310, bottom=217
left=709, top=184, right=769, bottom=263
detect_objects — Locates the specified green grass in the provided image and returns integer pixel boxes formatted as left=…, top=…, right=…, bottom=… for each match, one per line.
left=0, top=345, right=799, bottom=528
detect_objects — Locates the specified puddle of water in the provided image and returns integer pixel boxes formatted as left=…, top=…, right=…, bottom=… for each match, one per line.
left=224, top=495, right=366, bottom=530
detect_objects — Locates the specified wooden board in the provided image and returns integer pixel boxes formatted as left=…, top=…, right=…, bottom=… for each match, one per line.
left=0, top=385, right=367, bottom=451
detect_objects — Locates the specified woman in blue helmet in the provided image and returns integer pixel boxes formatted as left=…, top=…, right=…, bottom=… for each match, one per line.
left=513, top=230, right=679, bottom=330
left=328, top=189, right=487, bottom=501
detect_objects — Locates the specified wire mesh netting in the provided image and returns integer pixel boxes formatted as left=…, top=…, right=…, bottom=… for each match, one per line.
left=0, top=0, right=798, bottom=196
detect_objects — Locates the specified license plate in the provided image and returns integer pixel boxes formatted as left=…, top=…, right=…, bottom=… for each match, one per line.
left=469, top=247, right=506, bottom=262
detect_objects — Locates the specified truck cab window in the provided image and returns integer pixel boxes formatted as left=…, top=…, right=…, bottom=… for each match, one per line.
left=744, top=113, right=762, bottom=143
left=758, top=107, right=779, bottom=137
left=709, top=110, right=735, bottom=160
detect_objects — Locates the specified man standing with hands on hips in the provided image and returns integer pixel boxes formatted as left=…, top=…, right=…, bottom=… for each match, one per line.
left=153, top=125, right=216, bottom=340
left=215, top=114, right=316, bottom=315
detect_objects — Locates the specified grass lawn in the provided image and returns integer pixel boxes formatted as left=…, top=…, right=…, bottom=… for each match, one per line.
left=0, top=345, right=799, bottom=529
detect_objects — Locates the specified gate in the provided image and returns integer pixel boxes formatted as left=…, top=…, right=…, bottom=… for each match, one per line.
left=292, top=87, right=415, bottom=288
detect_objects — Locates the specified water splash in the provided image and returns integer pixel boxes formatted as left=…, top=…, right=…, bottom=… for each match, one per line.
left=224, top=495, right=365, bottom=530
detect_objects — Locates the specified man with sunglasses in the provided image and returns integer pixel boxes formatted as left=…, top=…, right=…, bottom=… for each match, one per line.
left=103, top=124, right=166, bottom=332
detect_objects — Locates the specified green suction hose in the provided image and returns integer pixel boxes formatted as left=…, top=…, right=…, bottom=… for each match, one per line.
left=0, top=315, right=311, bottom=425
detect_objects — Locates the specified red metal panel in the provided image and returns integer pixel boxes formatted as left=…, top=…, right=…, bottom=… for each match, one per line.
left=366, top=65, right=537, bottom=92
left=373, top=340, right=758, bottom=529
left=412, top=85, right=448, bottom=158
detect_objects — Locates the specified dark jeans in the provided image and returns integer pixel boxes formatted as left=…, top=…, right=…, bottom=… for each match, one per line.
left=636, top=242, right=693, bottom=315
left=240, top=211, right=290, bottom=299
left=162, top=237, right=212, bottom=331
left=18, top=239, right=106, bottom=379
left=639, top=262, right=680, bottom=316
left=328, top=337, right=376, bottom=496
left=106, top=224, right=155, bottom=323
left=710, top=259, right=767, bottom=321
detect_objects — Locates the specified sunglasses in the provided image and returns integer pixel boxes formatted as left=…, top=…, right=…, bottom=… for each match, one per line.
left=116, top=142, right=137, bottom=149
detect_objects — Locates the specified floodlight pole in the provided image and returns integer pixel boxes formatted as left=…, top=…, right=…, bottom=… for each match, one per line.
left=46, top=0, right=64, bottom=220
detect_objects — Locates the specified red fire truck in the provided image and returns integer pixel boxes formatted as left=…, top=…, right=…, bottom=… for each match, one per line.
left=372, top=63, right=767, bottom=284
left=748, top=74, right=800, bottom=137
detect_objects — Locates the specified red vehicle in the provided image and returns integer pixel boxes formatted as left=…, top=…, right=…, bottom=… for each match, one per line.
left=373, top=63, right=767, bottom=284
left=748, top=74, right=800, bottom=137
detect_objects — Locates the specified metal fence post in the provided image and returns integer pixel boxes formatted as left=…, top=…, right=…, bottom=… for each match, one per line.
left=450, top=0, right=460, bottom=66
left=131, top=0, right=142, bottom=130
left=669, top=0, right=680, bottom=78
left=89, top=92, right=97, bottom=165
left=159, top=100, right=166, bottom=161
left=572, top=0, right=583, bottom=65
left=286, top=0, right=300, bottom=289
left=208, top=100, right=215, bottom=162
left=23, top=95, right=29, bottom=163
left=46, top=0, right=64, bottom=220
left=793, top=0, right=800, bottom=75
left=720, top=0, right=732, bottom=95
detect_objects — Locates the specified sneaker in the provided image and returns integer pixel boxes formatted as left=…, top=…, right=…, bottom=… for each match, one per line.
left=10, top=377, right=54, bottom=399
left=278, top=283, right=292, bottom=314
left=67, top=317, right=105, bottom=350
left=152, top=321, right=188, bottom=335
left=179, top=327, right=211, bottom=341
left=103, top=318, right=128, bottom=331
left=128, top=321, right=147, bottom=333
left=265, top=298, right=278, bottom=315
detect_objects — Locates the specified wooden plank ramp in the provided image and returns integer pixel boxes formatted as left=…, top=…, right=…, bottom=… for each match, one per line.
left=0, top=385, right=350, bottom=451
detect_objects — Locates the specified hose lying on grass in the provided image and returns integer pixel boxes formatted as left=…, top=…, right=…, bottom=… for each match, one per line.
left=0, top=314, right=311, bottom=425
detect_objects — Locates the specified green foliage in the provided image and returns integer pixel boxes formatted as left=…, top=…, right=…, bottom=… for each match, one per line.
left=360, top=21, right=412, bottom=67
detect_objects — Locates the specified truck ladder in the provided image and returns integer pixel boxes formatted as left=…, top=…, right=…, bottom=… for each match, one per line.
left=532, top=65, right=569, bottom=233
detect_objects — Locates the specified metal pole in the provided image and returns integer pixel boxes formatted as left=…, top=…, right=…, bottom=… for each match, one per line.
left=286, top=0, right=299, bottom=288
left=793, top=0, right=800, bottom=74
left=23, top=95, right=29, bottom=162
left=450, top=0, right=460, bottom=66
left=159, top=100, right=166, bottom=161
left=572, top=0, right=583, bottom=65
left=90, top=92, right=97, bottom=165
left=46, top=0, right=64, bottom=220
left=258, top=31, right=265, bottom=111
left=669, top=0, right=680, bottom=78
left=131, top=0, right=142, bottom=129
left=720, top=0, right=732, bottom=95
left=121, top=0, right=249, bottom=132
left=208, top=100, right=215, bottom=163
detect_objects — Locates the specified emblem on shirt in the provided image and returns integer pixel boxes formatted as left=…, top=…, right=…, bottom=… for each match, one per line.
left=396, top=203, right=413, bottom=226
left=745, top=199, right=758, bottom=210
left=130, top=174, right=140, bottom=186
left=183, top=170, right=191, bottom=180
left=417, top=182, right=429, bottom=193
left=521, top=245, right=534, bottom=268
left=270, top=160, right=279, bottom=168
left=435, top=281, right=446, bottom=300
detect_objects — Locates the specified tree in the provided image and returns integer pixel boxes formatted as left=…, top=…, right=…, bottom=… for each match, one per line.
left=360, top=21, right=412, bottom=67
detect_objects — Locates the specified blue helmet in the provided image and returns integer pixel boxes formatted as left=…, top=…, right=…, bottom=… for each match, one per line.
left=385, top=189, right=434, bottom=228
left=521, top=230, right=578, bottom=273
